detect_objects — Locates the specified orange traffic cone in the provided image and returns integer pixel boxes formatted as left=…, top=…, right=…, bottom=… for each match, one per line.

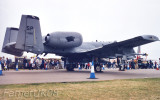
left=156, top=64, right=159, bottom=70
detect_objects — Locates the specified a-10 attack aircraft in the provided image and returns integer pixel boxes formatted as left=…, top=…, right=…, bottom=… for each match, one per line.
left=2, top=15, right=159, bottom=72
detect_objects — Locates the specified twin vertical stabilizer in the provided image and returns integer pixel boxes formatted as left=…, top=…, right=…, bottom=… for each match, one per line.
left=2, top=27, right=23, bottom=56
left=15, top=15, right=44, bottom=54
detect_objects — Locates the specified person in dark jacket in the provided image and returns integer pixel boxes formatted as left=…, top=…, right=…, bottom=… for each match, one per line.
left=149, top=60, right=153, bottom=69
left=15, top=57, right=18, bottom=69
left=147, top=61, right=149, bottom=69
left=6, top=58, right=10, bottom=70
left=131, top=60, right=135, bottom=69
left=23, top=57, right=28, bottom=69
left=41, top=58, right=45, bottom=69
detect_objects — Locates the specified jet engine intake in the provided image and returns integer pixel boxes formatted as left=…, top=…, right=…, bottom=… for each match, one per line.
left=45, top=34, right=50, bottom=43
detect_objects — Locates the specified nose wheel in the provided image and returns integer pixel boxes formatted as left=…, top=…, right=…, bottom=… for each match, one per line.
left=94, top=64, right=102, bottom=72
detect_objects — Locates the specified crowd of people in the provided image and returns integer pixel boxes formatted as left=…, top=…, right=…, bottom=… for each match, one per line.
left=78, top=59, right=160, bottom=70
left=0, top=56, right=11, bottom=71
left=22, top=57, right=61, bottom=70
left=0, top=56, right=160, bottom=71
left=0, top=56, right=61, bottom=71
left=116, top=59, right=160, bottom=70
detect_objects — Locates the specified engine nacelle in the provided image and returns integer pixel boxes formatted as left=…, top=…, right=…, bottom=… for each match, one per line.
left=44, top=32, right=83, bottom=49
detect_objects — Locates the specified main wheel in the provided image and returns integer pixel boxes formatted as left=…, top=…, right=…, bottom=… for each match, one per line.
left=66, top=64, right=74, bottom=71
left=119, top=65, right=125, bottom=71
left=95, top=64, right=102, bottom=72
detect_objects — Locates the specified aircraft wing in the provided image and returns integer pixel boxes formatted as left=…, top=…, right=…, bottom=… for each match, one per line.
left=110, top=35, right=159, bottom=48
left=83, top=35, right=159, bottom=54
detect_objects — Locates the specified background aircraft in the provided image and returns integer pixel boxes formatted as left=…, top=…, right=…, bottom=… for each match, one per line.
left=2, top=15, right=159, bottom=71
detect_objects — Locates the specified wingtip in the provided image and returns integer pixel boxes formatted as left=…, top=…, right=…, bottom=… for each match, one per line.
left=141, top=35, right=159, bottom=41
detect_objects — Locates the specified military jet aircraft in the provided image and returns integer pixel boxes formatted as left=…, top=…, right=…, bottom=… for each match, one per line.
left=2, top=15, right=159, bottom=72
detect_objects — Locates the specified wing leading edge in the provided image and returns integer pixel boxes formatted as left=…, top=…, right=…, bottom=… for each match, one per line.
left=84, top=35, right=159, bottom=54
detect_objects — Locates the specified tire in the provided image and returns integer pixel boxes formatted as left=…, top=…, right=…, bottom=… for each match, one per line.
left=95, top=64, right=102, bottom=72
left=66, top=64, right=74, bottom=71
left=119, top=65, right=124, bottom=71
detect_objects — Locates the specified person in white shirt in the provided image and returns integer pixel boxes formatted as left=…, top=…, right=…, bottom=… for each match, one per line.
left=35, top=57, right=40, bottom=70
left=30, top=57, right=34, bottom=70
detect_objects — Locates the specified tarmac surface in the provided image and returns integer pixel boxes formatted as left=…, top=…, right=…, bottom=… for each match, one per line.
left=0, top=68, right=160, bottom=85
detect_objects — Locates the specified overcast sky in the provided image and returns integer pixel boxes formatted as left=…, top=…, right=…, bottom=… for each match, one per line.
left=0, top=0, right=160, bottom=60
